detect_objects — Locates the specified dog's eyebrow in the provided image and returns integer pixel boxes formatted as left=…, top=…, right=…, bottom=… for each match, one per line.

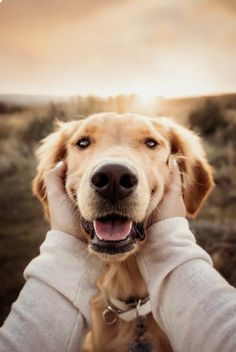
left=135, top=126, right=166, bottom=140
left=80, top=126, right=98, bottom=135
left=69, top=125, right=99, bottom=143
left=151, top=122, right=170, bottom=135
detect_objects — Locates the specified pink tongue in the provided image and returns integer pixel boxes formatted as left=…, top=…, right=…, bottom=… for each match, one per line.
left=94, top=218, right=132, bottom=241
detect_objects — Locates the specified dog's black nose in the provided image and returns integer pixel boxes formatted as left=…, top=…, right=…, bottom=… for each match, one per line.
left=91, top=164, right=138, bottom=203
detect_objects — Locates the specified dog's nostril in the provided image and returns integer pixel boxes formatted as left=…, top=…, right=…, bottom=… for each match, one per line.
left=91, top=163, right=138, bottom=202
left=120, top=174, right=138, bottom=189
left=91, top=172, right=109, bottom=188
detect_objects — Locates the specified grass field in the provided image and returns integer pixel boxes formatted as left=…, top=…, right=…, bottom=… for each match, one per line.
left=0, top=94, right=236, bottom=325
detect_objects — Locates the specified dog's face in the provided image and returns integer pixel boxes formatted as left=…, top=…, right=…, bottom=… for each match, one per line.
left=33, top=113, right=214, bottom=261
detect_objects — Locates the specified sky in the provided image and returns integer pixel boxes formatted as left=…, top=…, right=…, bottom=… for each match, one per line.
left=1, top=0, right=236, bottom=98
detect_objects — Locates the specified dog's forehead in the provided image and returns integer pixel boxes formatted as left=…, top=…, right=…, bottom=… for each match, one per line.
left=76, top=113, right=168, bottom=137
left=86, top=113, right=149, bottom=128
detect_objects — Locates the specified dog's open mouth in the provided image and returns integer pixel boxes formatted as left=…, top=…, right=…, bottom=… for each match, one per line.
left=94, top=215, right=132, bottom=241
left=81, top=214, right=145, bottom=255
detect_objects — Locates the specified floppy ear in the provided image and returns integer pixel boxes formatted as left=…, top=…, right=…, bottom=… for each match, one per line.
left=32, top=121, right=76, bottom=220
left=162, top=118, right=214, bottom=217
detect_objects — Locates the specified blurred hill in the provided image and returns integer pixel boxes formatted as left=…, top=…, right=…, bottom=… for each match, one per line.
left=0, top=94, right=69, bottom=106
left=1, top=92, right=236, bottom=116
left=0, top=93, right=235, bottom=325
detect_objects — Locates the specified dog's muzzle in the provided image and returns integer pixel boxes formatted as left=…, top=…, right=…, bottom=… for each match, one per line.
left=81, top=162, right=145, bottom=255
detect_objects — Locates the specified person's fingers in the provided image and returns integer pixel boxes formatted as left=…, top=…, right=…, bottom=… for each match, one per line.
left=45, top=161, right=67, bottom=200
left=54, top=160, right=67, bottom=177
left=166, top=157, right=183, bottom=195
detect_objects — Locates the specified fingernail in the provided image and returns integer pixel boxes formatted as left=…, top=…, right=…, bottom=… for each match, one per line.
left=172, top=159, right=178, bottom=167
left=55, top=160, right=64, bottom=168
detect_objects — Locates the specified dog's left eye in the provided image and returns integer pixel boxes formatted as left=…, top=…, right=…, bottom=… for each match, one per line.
left=144, top=138, right=159, bottom=149
left=76, top=137, right=91, bottom=149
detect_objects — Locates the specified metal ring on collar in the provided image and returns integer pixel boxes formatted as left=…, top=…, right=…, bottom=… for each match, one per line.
left=102, top=306, right=118, bottom=325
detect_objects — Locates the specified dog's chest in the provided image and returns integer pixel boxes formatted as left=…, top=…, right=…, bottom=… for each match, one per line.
left=83, top=260, right=173, bottom=352
left=83, top=295, right=172, bottom=352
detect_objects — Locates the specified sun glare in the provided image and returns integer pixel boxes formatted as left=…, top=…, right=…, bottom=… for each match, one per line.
left=129, top=93, right=159, bottom=115
left=137, top=93, right=157, bottom=107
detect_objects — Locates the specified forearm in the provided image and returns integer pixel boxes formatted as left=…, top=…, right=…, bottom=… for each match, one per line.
left=138, top=218, right=236, bottom=352
left=0, top=278, right=86, bottom=352
left=0, top=230, right=102, bottom=352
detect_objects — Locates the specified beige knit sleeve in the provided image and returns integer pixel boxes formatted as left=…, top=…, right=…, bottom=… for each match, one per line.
left=0, top=230, right=103, bottom=352
left=138, top=218, right=236, bottom=352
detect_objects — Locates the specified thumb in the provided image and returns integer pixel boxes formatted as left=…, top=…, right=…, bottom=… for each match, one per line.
left=44, top=161, right=67, bottom=201
left=167, top=157, right=183, bottom=195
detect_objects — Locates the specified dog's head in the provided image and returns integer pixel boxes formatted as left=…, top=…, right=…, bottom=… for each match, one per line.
left=33, top=113, right=214, bottom=261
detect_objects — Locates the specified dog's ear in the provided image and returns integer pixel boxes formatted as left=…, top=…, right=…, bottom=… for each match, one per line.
left=32, top=121, right=77, bottom=220
left=161, top=118, right=214, bottom=217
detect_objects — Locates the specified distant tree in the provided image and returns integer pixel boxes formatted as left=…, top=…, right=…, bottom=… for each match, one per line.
left=22, top=116, right=53, bottom=146
left=189, top=99, right=226, bottom=136
left=0, top=102, right=25, bottom=114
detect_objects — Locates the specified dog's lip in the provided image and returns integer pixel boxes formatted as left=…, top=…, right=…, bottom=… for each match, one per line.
left=91, top=233, right=135, bottom=254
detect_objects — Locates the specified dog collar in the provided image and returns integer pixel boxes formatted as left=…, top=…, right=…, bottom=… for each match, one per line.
left=102, top=295, right=152, bottom=324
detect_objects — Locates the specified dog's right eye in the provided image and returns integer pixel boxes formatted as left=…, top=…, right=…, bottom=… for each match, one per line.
left=76, top=137, right=91, bottom=149
left=144, top=138, right=159, bottom=149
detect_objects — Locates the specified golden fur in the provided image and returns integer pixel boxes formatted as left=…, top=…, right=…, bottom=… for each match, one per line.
left=33, top=113, right=214, bottom=351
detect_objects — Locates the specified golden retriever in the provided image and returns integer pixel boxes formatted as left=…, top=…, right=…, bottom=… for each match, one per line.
left=33, top=113, right=214, bottom=352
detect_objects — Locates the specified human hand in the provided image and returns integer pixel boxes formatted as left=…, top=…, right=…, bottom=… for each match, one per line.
left=44, top=161, right=85, bottom=240
left=150, top=158, right=186, bottom=225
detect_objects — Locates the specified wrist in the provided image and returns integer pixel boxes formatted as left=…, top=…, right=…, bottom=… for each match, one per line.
left=138, top=218, right=212, bottom=294
left=148, top=217, right=188, bottom=234
left=147, top=217, right=193, bottom=243
left=50, top=223, right=88, bottom=242
left=46, top=229, right=87, bottom=249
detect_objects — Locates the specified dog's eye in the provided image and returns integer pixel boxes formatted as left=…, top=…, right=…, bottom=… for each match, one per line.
left=76, top=137, right=91, bottom=149
left=145, top=138, right=159, bottom=149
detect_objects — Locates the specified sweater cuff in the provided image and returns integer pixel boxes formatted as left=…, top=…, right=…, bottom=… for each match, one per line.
left=147, top=217, right=193, bottom=241
left=138, top=217, right=212, bottom=298
left=41, top=230, right=88, bottom=254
